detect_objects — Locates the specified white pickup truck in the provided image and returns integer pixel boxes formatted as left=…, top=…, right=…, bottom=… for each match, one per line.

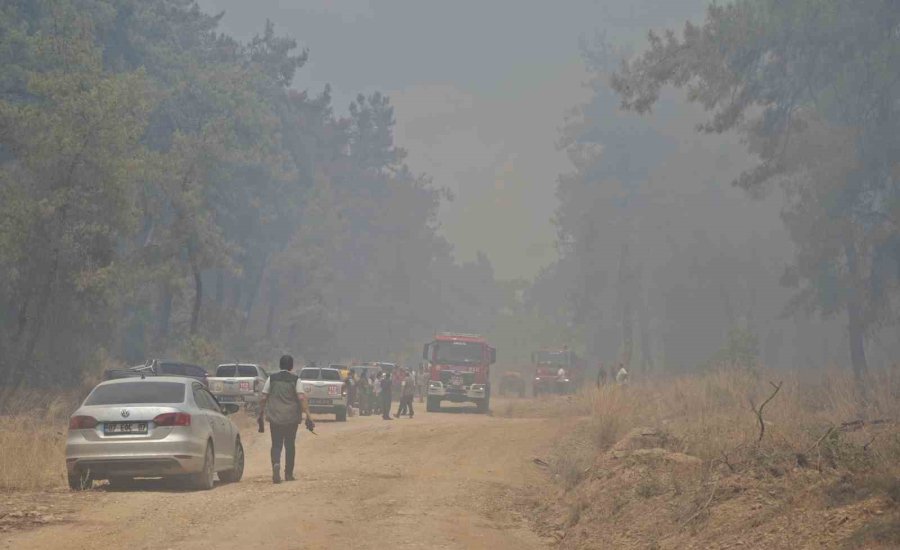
left=208, top=363, right=268, bottom=409
left=299, top=367, right=348, bottom=422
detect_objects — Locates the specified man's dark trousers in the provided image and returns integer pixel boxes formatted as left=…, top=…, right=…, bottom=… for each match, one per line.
left=382, top=390, right=392, bottom=419
left=270, top=422, right=299, bottom=475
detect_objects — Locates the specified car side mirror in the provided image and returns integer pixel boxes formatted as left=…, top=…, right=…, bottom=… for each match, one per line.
left=221, top=404, right=240, bottom=415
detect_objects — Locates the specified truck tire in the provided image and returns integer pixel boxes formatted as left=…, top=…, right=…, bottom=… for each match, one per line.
left=336, top=406, right=347, bottom=422
left=477, top=394, right=490, bottom=414
left=426, top=396, right=440, bottom=412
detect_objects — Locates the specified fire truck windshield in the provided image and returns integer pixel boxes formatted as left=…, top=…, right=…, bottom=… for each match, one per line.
left=434, top=340, right=483, bottom=365
left=534, top=351, right=569, bottom=366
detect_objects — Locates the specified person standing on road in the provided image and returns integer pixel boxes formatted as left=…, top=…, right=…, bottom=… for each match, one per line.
left=616, top=363, right=629, bottom=386
left=402, top=368, right=416, bottom=418
left=556, top=365, right=567, bottom=394
left=258, top=354, right=313, bottom=484
left=395, top=368, right=416, bottom=418
left=380, top=371, right=393, bottom=420
left=372, top=372, right=382, bottom=416
left=358, top=373, right=371, bottom=416
left=596, top=361, right=607, bottom=388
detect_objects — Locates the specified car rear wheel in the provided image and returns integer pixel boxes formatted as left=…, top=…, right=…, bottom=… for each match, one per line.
left=477, top=395, right=490, bottom=413
left=68, top=470, right=92, bottom=491
left=217, top=440, right=244, bottom=483
left=335, top=406, right=347, bottom=422
left=190, top=442, right=215, bottom=491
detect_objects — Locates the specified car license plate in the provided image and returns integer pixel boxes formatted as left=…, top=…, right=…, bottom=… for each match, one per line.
left=104, top=422, right=148, bottom=435
left=217, top=395, right=239, bottom=402
left=309, top=398, right=331, bottom=405
left=450, top=375, right=463, bottom=386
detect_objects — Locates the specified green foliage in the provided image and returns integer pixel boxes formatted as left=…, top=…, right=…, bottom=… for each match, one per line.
left=612, top=0, right=900, bottom=376
left=0, top=0, right=497, bottom=385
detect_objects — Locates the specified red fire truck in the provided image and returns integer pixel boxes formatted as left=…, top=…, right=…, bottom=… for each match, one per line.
left=422, top=332, right=496, bottom=413
left=531, top=348, right=586, bottom=396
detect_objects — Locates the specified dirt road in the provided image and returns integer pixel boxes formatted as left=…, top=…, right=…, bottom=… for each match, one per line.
left=5, top=402, right=556, bottom=550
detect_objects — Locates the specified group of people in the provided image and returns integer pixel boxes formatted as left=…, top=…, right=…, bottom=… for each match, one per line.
left=351, top=367, right=418, bottom=420
left=595, top=361, right=629, bottom=387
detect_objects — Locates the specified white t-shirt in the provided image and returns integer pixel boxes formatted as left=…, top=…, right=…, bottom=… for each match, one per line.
left=261, top=376, right=306, bottom=395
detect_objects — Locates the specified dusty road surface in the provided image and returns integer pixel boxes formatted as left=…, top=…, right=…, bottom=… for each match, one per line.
left=5, top=402, right=557, bottom=550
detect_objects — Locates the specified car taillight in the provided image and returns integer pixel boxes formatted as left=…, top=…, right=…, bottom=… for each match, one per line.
left=153, top=412, right=191, bottom=427
left=68, top=416, right=98, bottom=430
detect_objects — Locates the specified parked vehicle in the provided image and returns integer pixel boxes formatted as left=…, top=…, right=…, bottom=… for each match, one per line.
left=422, top=332, right=496, bottom=413
left=298, top=367, right=349, bottom=421
left=207, top=363, right=268, bottom=408
left=329, top=364, right=351, bottom=381
left=531, top=349, right=586, bottom=396
left=66, top=377, right=244, bottom=491
left=102, top=360, right=210, bottom=387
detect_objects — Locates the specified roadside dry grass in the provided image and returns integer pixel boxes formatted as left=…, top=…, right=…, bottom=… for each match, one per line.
left=0, top=389, right=84, bottom=491
left=500, top=367, right=900, bottom=549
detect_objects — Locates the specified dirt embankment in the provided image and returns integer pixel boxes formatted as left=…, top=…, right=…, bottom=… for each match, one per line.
left=502, top=369, right=900, bottom=550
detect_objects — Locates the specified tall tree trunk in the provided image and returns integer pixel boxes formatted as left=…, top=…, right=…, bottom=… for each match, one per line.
left=847, top=301, right=868, bottom=379
left=24, top=252, right=60, bottom=366
left=241, top=255, right=268, bottom=335
left=190, top=265, right=202, bottom=335
left=264, top=281, right=278, bottom=340
left=215, top=270, right=224, bottom=306
left=637, top=279, right=653, bottom=372
left=157, top=284, right=173, bottom=343
left=844, top=239, right=868, bottom=379
left=617, top=243, right=633, bottom=367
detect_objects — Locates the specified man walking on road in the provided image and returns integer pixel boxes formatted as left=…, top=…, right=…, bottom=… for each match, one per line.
left=258, top=354, right=313, bottom=484
left=395, top=368, right=416, bottom=418
left=380, top=371, right=393, bottom=420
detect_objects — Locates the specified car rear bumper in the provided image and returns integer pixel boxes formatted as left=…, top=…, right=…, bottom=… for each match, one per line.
left=213, top=393, right=260, bottom=404
left=309, top=401, right=346, bottom=414
left=66, top=435, right=206, bottom=477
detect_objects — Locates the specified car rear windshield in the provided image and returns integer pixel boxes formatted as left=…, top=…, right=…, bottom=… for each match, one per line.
left=84, top=381, right=186, bottom=405
left=299, top=368, right=342, bottom=381
left=215, top=365, right=258, bottom=377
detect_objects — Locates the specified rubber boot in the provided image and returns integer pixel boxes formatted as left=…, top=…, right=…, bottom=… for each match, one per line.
left=272, top=462, right=282, bottom=484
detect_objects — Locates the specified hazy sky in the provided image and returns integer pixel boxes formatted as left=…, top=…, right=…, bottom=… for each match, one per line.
left=197, top=0, right=707, bottom=279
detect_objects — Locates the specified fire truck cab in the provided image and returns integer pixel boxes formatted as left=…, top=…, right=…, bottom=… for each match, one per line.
left=422, top=332, right=496, bottom=413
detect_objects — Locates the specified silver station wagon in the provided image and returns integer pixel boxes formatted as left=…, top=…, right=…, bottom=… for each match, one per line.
left=65, top=376, right=244, bottom=490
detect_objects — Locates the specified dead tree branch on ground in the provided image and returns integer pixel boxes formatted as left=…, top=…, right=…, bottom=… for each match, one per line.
left=750, top=381, right=782, bottom=443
